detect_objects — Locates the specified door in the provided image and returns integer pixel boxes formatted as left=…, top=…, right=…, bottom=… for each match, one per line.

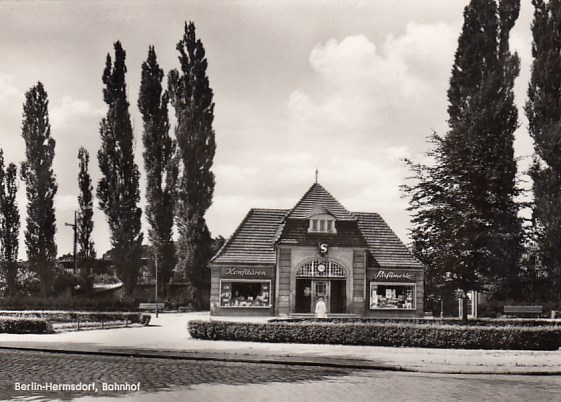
left=330, top=280, right=346, bottom=313
left=312, top=280, right=329, bottom=314
left=295, top=279, right=312, bottom=313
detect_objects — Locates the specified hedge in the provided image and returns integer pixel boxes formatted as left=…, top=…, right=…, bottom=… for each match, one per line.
left=269, top=317, right=561, bottom=327
left=0, top=296, right=137, bottom=311
left=0, top=317, right=51, bottom=334
left=188, top=320, right=561, bottom=350
left=0, top=311, right=150, bottom=325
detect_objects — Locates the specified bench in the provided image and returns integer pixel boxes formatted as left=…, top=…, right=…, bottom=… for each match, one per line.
left=138, top=303, right=166, bottom=312
left=503, top=305, right=542, bottom=317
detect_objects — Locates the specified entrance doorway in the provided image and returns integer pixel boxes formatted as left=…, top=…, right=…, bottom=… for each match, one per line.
left=294, top=260, right=347, bottom=315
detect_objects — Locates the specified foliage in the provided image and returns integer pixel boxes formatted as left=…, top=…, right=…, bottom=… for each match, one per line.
left=139, top=46, right=178, bottom=294
left=97, top=41, right=143, bottom=296
left=0, top=295, right=137, bottom=311
left=77, top=147, right=96, bottom=294
left=0, top=317, right=51, bottom=334
left=20, top=82, right=58, bottom=296
left=168, top=22, right=216, bottom=309
left=0, top=152, right=19, bottom=296
left=188, top=320, right=561, bottom=350
left=0, top=310, right=145, bottom=323
left=403, top=0, right=523, bottom=318
left=525, top=0, right=561, bottom=299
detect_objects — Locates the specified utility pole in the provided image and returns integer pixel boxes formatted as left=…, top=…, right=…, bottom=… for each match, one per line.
left=65, top=211, right=78, bottom=273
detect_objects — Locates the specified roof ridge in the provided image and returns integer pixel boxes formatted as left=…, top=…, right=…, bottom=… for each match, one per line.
left=286, top=182, right=355, bottom=221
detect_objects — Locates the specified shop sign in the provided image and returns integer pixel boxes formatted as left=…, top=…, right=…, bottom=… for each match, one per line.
left=222, top=267, right=271, bottom=278
left=372, top=270, right=415, bottom=282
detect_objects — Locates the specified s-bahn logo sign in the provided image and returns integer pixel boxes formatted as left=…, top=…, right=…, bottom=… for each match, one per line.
left=373, top=270, right=414, bottom=282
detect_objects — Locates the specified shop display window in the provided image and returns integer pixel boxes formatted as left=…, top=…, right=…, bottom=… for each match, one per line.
left=220, top=281, right=271, bottom=307
left=370, top=282, right=415, bottom=310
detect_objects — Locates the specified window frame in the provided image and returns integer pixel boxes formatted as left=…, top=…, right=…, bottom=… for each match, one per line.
left=369, top=281, right=416, bottom=310
left=219, top=279, right=272, bottom=308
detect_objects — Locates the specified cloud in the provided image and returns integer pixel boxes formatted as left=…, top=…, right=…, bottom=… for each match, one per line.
left=285, top=22, right=458, bottom=153
left=0, top=71, right=19, bottom=101
left=50, top=96, right=105, bottom=129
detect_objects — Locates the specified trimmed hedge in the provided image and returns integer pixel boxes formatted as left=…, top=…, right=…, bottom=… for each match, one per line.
left=0, top=317, right=51, bottom=334
left=0, top=310, right=149, bottom=325
left=188, top=320, right=561, bottom=350
left=269, top=317, right=561, bottom=327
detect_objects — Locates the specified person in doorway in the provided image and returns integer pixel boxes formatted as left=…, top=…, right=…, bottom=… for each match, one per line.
left=315, top=297, right=327, bottom=319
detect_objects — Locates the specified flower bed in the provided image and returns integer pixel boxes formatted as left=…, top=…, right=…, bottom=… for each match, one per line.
left=0, top=317, right=51, bottom=334
left=188, top=320, right=561, bottom=350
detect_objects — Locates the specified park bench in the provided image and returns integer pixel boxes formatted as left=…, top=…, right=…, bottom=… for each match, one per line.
left=138, top=302, right=166, bottom=312
left=503, top=305, right=542, bottom=318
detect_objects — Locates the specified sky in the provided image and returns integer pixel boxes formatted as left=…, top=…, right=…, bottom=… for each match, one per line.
left=0, top=0, right=536, bottom=259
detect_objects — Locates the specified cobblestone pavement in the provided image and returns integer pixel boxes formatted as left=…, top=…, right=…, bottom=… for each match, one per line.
left=1, top=349, right=560, bottom=401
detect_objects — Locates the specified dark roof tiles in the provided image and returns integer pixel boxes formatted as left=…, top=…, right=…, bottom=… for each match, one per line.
left=287, top=183, right=355, bottom=221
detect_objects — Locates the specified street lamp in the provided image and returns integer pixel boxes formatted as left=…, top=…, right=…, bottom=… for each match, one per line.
left=65, top=211, right=78, bottom=273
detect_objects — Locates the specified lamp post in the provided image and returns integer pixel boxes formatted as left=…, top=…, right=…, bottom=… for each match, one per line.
left=64, top=211, right=78, bottom=273
left=154, top=250, right=159, bottom=318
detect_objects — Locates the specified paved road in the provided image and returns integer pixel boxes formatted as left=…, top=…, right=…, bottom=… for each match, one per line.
left=1, top=349, right=560, bottom=401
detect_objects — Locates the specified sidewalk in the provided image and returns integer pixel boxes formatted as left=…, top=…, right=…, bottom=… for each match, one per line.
left=0, top=312, right=560, bottom=375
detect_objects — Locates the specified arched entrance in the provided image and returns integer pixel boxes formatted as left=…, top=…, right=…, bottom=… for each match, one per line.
left=294, top=260, right=347, bottom=314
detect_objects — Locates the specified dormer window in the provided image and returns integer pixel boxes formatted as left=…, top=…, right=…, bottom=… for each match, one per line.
left=309, top=213, right=336, bottom=234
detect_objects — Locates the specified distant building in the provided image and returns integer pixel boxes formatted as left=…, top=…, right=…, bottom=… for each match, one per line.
left=210, top=182, right=424, bottom=317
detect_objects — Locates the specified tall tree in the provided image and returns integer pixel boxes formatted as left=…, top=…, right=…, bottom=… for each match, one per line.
left=2, top=160, right=20, bottom=297
left=168, top=22, right=216, bottom=308
left=97, top=41, right=143, bottom=296
left=139, top=46, right=178, bottom=296
left=526, top=0, right=561, bottom=299
left=20, top=82, right=58, bottom=296
left=404, top=0, right=522, bottom=319
left=77, top=147, right=96, bottom=294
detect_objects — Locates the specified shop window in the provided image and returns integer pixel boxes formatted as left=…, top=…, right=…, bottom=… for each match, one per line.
left=308, top=214, right=336, bottom=234
left=220, top=281, right=271, bottom=308
left=370, top=282, right=415, bottom=310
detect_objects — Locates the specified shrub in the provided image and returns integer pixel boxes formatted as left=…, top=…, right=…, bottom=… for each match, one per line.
left=187, top=320, right=561, bottom=350
left=0, top=310, right=147, bottom=324
left=0, top=296, right=137, bottom=311
left=0, top=317, right=51, bottom=334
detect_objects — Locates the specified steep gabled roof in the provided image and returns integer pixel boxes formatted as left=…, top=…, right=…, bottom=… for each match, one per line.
left=354, top=212, right=423, bottom=269
left=211, top=208, right=288, bottom=265
left=287, top=183, right=355, bottom=221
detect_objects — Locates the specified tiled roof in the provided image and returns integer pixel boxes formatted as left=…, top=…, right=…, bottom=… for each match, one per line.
left=277, top=220, right=368, bottom=248
left=354, top=212, right=423, bottom=269
left=287, top=183, right=355, bottom=221
left=211, top=209, right=288, bottom=265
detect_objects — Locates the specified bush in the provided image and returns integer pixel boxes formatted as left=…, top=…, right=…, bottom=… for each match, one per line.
left=269, top=317, right=561, bottom=327
left=0, top=310, right=147, bottom=324
left=0, top=317, right=51, bottom=334
left=187, top=320, right=561, bottom=350
left=0, top=296, right=137, bottom=311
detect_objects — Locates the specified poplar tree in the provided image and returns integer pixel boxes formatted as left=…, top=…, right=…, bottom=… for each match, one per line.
left=2, top=161, right=19, bottom=297
left=168, top=22, right=216, bottom=308
left=404, top=0, right=522, bottom=318
left=97, top=42, right=143, bottom=296
left=20, top=82, right=58, bottom=296
left=77, top=147, right=96, bottom=294
left=526, top=0, right=561, bottom=299
left=139, top=46, right=178, bottom=295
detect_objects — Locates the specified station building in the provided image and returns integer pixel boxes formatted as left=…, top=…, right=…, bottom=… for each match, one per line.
left=209, top=182, right=424, bottom=318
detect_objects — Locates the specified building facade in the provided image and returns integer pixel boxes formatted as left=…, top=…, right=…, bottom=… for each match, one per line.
left=209, top=183, right=424, bottom=317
